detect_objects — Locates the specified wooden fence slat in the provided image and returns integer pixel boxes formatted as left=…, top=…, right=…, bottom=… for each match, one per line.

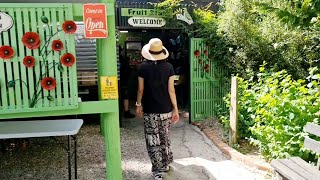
left=15, top=8, right=29, bottom=109
left=30, top=8, right=42, bottom=108
left=0, top=37, right=8, bottom=109
left=23, top=8, right=36, bottom=109
left=50, top=8, right=62, bottom=106
left=2, top=9, right=15, bottom=109
left=36, top=8, right=49, bottom=107
left=58, top=8, right=70, bottom=106
left=44, top=8, right=56, bottom=107
left=65, top=5, right=78, bottom=106
left=8, top=8, right=22, bottom=109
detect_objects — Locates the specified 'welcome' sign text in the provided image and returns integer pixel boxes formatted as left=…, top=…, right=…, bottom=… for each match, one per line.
left=128, top=17, right=166, bottom=27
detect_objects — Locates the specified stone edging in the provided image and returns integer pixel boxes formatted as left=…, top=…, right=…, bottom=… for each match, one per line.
left=192, top=122, right=272, bottom=172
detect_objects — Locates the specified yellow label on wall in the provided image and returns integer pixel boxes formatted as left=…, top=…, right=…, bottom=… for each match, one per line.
left=100, top=76, right=118, bottom=100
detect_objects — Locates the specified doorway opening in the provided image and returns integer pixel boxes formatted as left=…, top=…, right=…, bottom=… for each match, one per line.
left=117, top=28, right=191, bottom=122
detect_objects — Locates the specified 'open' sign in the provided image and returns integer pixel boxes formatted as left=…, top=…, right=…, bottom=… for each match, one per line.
left=0, top=12, right=13, bottom=34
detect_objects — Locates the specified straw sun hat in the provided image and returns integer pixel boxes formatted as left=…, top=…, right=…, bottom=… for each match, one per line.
left=141, top=38, right=169, bottom=61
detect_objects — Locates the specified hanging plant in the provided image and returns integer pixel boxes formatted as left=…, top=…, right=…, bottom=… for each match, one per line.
left=52, top=40, right=64, bottom=51
left=22, top=32, right=41, bottom=49
left=61, top=53, right=76, bottom=67
left=23, top=56, right=36, bottom=68
left=194, top=50, right=200, bottom=57
left=41, top=77, right=57, bottom=91
left=62, top=20, right=77, bottom=34
left=204, top=50, right=208, bottom=56
left=0, top=45, right=14, bottom=60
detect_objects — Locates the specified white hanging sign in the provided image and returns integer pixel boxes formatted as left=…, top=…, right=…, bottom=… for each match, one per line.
left=176, top=8, right=194, bottom=25
left=0, top=12, right=13, bottom=33
left=128, top=17, right=166, bottom=27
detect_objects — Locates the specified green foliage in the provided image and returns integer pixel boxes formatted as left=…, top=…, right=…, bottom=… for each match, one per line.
left=221, top=66, right=320, bottom=161
left=218, top=0, right=320, bottom=78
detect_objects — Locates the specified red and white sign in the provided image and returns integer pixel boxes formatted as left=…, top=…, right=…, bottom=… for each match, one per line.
left=83, top=4, right=108, bottom=38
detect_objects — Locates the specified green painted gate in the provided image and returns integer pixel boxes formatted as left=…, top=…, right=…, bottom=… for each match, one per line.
left=190, top=38, right=229, bottom=122
left=0, top=4, right=78, bottom=114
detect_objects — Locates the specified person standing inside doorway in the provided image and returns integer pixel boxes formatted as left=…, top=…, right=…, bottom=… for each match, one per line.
left=136, top=38, right=180, bottom=180
left=120, top=46, right=135, bottom=119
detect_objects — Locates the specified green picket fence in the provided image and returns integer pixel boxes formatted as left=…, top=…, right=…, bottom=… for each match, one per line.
left=190, top=38, right=229, bottom=121
left=0, top=4, right=78, bottom=114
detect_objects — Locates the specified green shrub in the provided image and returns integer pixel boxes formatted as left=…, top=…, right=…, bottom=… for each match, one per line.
left=221, top=66, right=320, bottom=161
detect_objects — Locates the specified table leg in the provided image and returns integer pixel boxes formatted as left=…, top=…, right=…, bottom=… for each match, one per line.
left=74, top=135, right=77, bottom=179
left=68, top=136, right=72, bottom=180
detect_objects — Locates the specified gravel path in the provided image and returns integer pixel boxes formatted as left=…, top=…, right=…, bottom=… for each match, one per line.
left=0, top=118, right=269, bottom=180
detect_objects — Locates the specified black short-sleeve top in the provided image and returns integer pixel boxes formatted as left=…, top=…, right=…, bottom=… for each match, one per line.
left=138, top=60, right=175, bottom=114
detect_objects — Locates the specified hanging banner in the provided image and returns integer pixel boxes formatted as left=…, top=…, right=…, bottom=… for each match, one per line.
left=0, top=12, right=13, bottom=33
left=128, top=17, right=166, bottom=27
left=83, top=4, right=108, bottom=38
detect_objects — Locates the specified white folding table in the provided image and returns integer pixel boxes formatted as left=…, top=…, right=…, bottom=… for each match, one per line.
left=0, top=119, right=83, bottom=180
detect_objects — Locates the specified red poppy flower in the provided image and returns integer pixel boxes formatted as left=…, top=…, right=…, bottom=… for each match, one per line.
left=0, top=46, right=14, bottom=60
left=60, top=53, right=76, bottom=67
left=22, top=32, right=40, bottom=49
left=204, top=50, right=208, bottom=56
left=52, top=40, right=64, bottom=51
left=194, top=50, right=200, bottom=57
left=62, top=20, right=77, bottom=34
left=199, top=59, right=203, bottom=64
left=41, top=77, right=56, bottom=91
left=23, top=56, right=36, bottom=68
left=204, top=64, right=210, bottom=72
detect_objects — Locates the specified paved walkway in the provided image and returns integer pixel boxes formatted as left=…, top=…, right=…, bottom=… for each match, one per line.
left=121, top=117, right=268, bottom=180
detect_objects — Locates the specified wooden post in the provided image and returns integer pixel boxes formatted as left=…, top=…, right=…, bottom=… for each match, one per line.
left=229, top=76, right=238, bottom=145
left=97, top=0, right=122, bottom=179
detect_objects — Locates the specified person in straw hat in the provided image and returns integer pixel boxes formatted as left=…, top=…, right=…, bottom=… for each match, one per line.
left=136, top=38, right=180, bottom=179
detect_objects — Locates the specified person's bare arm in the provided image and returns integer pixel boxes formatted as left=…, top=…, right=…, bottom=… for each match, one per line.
left=168, top=76, right=179, bottom=123
left=136, top=77, right=144, bottom=117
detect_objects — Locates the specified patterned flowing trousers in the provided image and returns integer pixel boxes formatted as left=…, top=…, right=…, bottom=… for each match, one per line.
left=144, top=113, right=173, bottom=172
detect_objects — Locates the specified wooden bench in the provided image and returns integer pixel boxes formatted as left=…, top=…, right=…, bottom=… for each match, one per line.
left=271, top=122, right=320, bottom=180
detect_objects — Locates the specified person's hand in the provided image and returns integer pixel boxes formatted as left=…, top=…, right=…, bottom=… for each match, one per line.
left=136, top=106, right=143, bottom=118
left=172, top=109, right=180, bottom=124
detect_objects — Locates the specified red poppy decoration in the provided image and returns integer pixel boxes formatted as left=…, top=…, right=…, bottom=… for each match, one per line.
left=0, top=46, right=14, bottom=60
left=194, top=50, right=200, bottom=57
left=204, top=50, right=208, bottom=56
left=199, top=59, right=203, bottom=64
left=52, top=40, right=64, bottom=51
left=23, top=56, right=36, bottom=68
left=41, top=77, right=56, bottom=91
left=62, top=20, right=77, bottom=34
left=22, top=32, right=40, bottom=49
left=60, top=53, right=76, bottom=67
left=204, top=64, right=210, bottom=72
